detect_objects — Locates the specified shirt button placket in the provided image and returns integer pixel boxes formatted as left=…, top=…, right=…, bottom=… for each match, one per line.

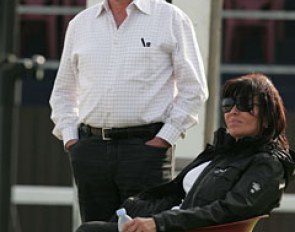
left=106, top=33, right=120, bottom=125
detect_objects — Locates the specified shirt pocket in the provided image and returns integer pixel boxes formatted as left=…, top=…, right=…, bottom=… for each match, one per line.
left=121, top=47, right=171, bottom=81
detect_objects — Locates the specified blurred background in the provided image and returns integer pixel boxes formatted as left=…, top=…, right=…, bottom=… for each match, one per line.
left=0, top=0, right=295, bottom=231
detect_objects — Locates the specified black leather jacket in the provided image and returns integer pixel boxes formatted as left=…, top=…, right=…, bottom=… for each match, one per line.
left=122, top=128, right=295, bottom=231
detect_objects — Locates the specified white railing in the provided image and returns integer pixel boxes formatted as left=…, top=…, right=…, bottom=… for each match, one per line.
left=223, top=10, right=295, bottom=20
left=17, top=5, right=84, bottom=15
left=221, top=64, right=295, bottom=75
left=11, top=185, right=295, bottom=213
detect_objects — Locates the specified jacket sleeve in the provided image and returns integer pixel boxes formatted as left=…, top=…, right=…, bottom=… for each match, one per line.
left=121, top=180, right=185, bottom=218
left=153, top=153, right=285, bottom=231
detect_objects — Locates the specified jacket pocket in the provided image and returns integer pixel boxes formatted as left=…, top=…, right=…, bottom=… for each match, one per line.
left=197, top=165, right=241, bottom=202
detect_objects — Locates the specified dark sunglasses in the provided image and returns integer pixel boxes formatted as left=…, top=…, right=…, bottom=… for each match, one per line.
left=221, top=97, right=255, bottom=113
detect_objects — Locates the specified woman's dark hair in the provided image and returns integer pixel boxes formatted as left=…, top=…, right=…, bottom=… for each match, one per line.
left=222, top=73, right=289, bottom=150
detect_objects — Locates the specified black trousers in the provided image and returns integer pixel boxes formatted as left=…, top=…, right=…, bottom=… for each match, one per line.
left=68, top=130, right=173, bottom=222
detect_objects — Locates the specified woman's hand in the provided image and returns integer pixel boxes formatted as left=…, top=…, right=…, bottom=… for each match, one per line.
left=122, top=217, right=156, bottom=232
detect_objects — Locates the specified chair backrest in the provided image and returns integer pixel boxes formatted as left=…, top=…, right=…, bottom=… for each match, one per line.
left=187, top=215, right=268, bottom=232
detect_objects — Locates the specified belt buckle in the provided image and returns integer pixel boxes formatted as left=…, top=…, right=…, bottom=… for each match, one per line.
left=102, top=128, right=112, bottom=140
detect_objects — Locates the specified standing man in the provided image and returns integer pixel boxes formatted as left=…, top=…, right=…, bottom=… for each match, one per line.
left=50, top=0, right=208, bottom=222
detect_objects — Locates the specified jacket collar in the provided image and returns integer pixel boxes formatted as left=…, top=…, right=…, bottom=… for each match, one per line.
left=213, top=128, right=266, bottom=153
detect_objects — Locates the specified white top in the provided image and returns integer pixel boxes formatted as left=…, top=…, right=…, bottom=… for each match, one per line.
left=49, top=0, right=208, bottom=145
left=171, top=161, right=211, bottom=210
left=183, top=161, right=211, bottom=194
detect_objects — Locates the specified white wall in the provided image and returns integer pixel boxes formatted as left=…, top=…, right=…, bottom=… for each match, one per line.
left=86, top=0, right=212, bottom=159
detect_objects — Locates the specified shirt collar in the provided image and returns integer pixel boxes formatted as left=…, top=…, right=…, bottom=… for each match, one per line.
left=96, top=0, right=109, bottom=17
left=96, top=0, right=151, bottom=17
left=132, top=0, right=151, bottom=15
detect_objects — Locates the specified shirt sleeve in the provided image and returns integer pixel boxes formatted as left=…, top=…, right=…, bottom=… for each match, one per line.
left=49, top=20, right=80, bottom=145
left=157, top=10, right=208, bottom=145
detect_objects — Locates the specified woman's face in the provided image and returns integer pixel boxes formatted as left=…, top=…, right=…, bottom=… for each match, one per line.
left=224, top=100, right=260, bottom=140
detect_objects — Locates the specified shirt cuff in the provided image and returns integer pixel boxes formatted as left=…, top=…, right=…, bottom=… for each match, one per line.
left=156, top=123, right=183, bottom=145
left=62, top=127, right=79, bottom=146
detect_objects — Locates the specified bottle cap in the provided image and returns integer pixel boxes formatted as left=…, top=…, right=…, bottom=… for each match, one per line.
left=116, top=208, right=127, bottom=216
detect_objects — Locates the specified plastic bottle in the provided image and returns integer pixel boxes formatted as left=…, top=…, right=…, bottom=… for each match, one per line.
left=116, top=208, right=132, bottom=232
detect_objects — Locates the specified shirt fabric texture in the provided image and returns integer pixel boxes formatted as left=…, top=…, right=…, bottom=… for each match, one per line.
left=49, top=0, right=208, bottom=145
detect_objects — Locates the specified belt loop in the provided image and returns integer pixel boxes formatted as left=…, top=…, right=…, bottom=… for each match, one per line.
left=80, top=123, right=91, bottom=136
left=102, top=128, right=112, bottom=140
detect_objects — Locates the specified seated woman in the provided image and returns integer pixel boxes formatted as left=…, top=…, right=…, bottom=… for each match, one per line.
left=76, top=73, right=295, bottom=232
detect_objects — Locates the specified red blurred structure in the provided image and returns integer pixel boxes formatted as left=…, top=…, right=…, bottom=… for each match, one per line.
left=223, top=0, right=284, bottom=63
left=20, top=0, right=59, bottom=59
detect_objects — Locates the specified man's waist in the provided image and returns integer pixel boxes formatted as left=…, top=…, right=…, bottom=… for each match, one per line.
left=79, top=122, right=163, bottom=140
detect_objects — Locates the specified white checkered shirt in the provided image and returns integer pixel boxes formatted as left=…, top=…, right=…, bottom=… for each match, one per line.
left=49, top=0, right=208, bottom=145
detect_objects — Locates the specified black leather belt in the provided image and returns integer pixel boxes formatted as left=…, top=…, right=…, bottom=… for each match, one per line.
left=79, top=122, right=163, bottom=140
